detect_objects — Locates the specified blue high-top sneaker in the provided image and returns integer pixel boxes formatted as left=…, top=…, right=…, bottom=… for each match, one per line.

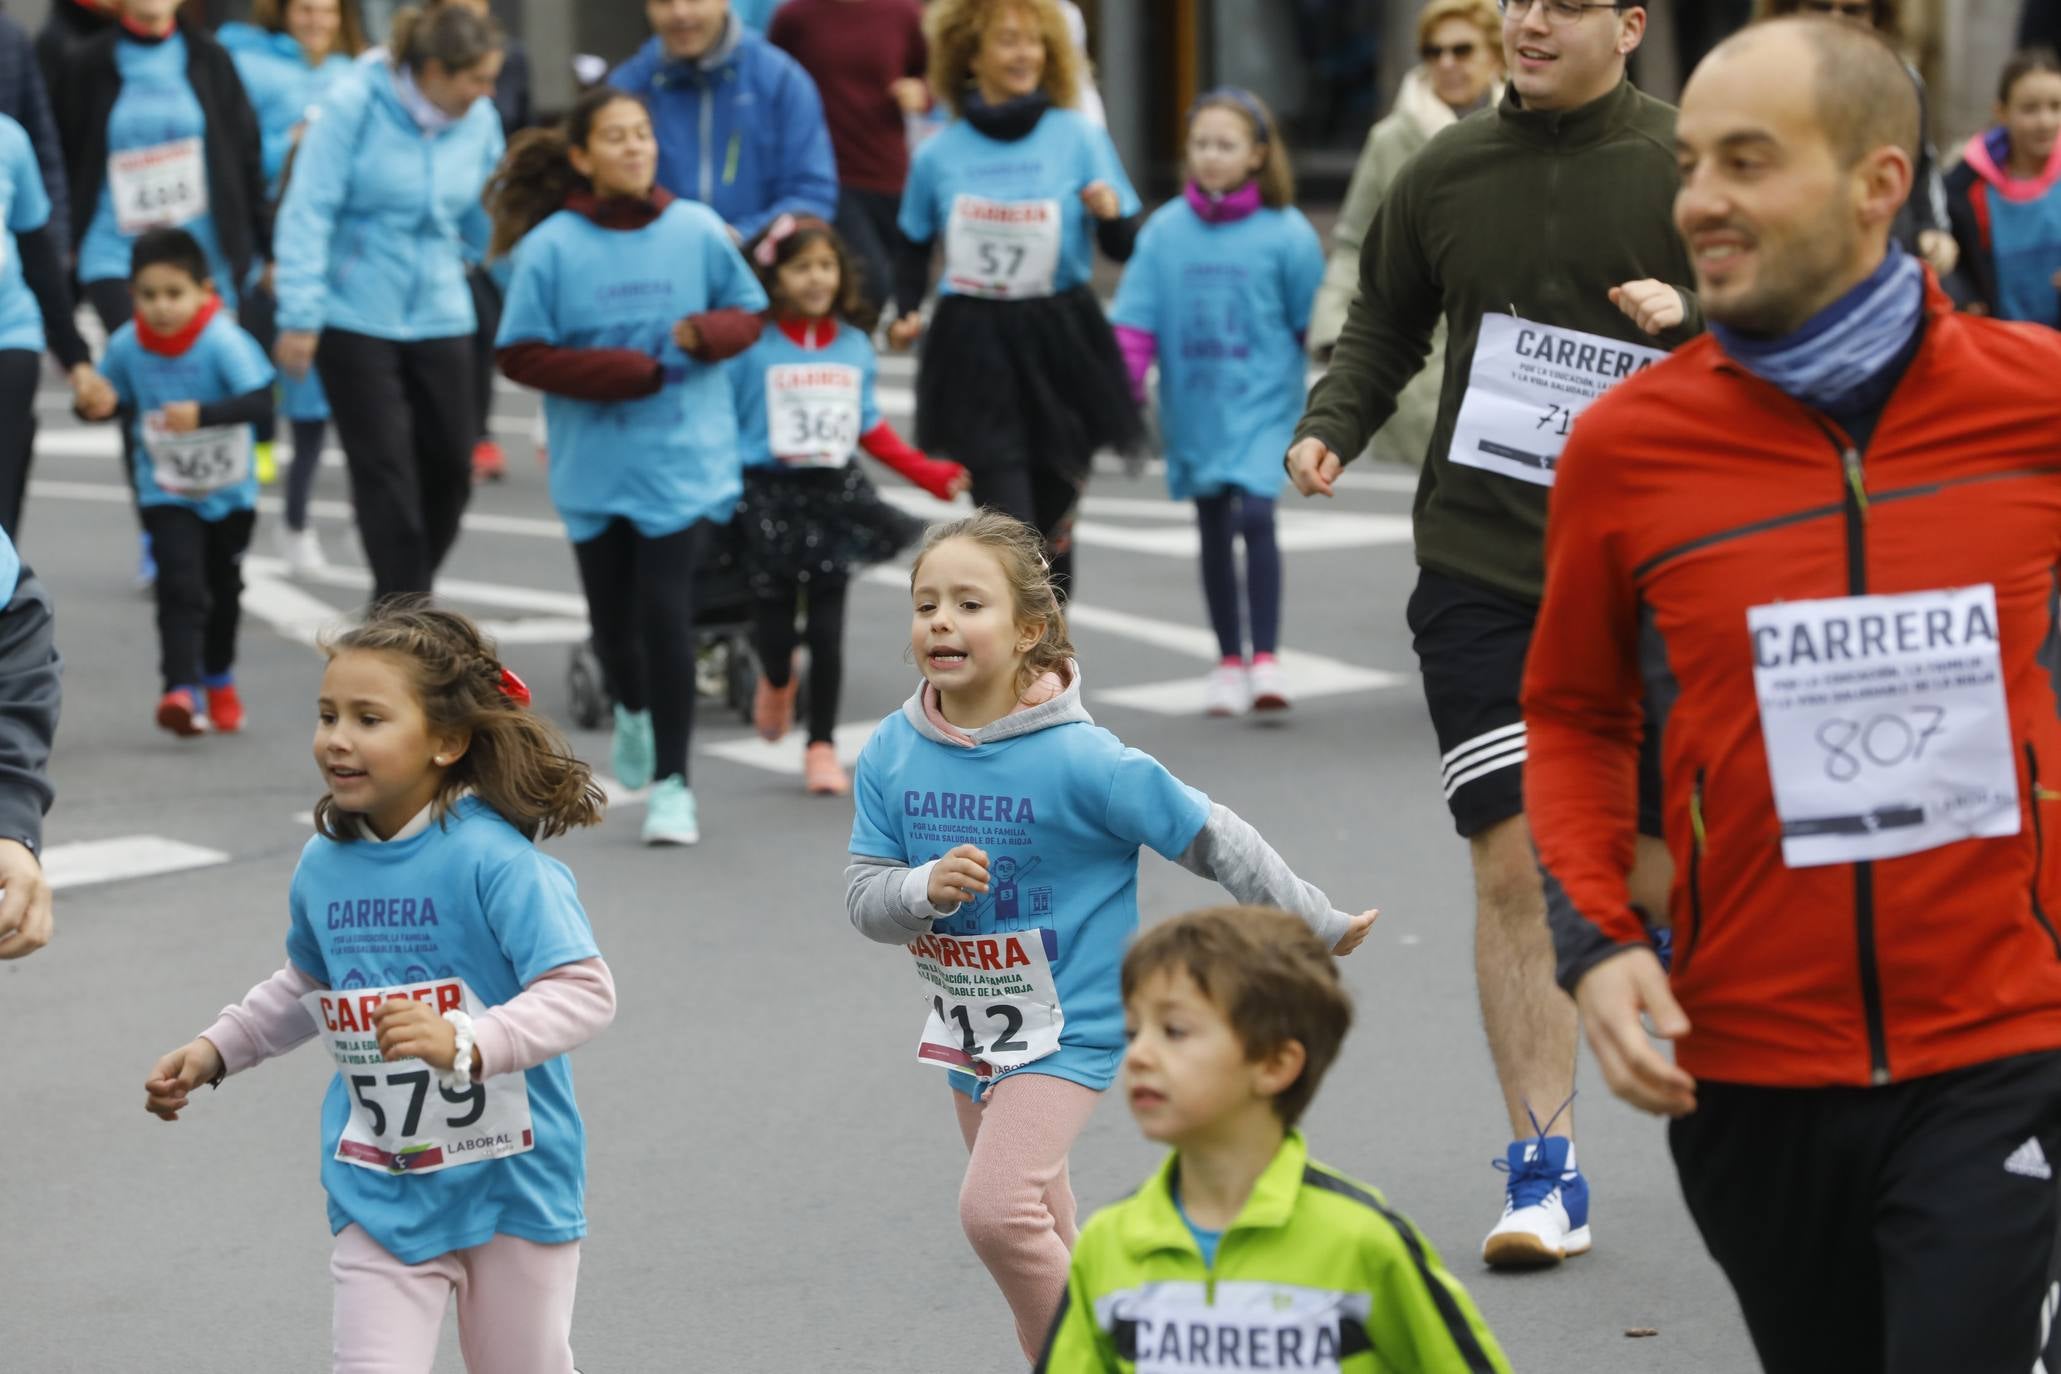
left=1483, top=1129, right=1590, bottom=1267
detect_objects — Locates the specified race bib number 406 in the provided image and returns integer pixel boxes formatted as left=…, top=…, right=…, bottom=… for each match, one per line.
left=766, top=362, right=861, bottom=467
left=944, top=195, right=1061, bottom=300
left=1447, top=312, right=1666, bottom=487
left=303, top=978, right=535, bottom=1176
left=1751, top=585, right=2019, bottom=868
left=910, top=927, right=1063, bottom=1079
left=109, top=137, right=208, bottom=236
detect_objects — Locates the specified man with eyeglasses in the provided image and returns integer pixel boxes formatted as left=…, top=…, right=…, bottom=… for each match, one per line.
left=1288, top=0, right=1696, bottom=1272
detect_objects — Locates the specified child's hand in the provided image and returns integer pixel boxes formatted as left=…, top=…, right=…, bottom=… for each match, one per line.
left=887, top=312, right=924, bottom=350
left=71, top=366, right=117, bottom=422
left=928, top=844, right=990, bottom=909
left=160, top=401, right=201, bottom=433
left=145, top=1038, right=224, bottom=1121
left=1332, top=908, right=1378, bottom=957
left=373, top=997, right=461, bottom=1071
left=275, top=330, right=318, bottom=379
left=1080, top=181, right=1121, bottom=221
left=945, top=468, right=971, bottom=499
left=672, top=317, right=702, bottom=354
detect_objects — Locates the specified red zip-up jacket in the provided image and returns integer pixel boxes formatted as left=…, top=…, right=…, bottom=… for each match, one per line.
left=1525, top=274, right=2061, bottom=1089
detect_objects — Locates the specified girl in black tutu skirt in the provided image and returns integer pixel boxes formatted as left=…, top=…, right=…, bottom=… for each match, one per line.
left=732, top=214, right=967, bottom=795
left=889, top=0, right=1146, bottom=598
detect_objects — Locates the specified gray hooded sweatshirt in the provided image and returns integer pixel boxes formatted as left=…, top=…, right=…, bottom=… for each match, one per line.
left=845, top=668, right=1353, bottom=950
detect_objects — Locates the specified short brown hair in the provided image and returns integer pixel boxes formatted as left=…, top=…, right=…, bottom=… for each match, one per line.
left=1415, top=0, right=1501, bottom=53
left=251, top=0, right=369, bottom=58
left=1122, top=907, right=1353, bottom=1129
left=1735, top=15, right=1918, bottom=169
left=926, top=0, right=1081, bottom=119
left=911, top=511, right=1075, bottom=699
left=1187, top=89, right=1296, bottom=209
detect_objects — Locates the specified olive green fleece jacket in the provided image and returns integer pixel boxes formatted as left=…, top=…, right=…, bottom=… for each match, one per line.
left=1294, top=78, right=1700, bottom=604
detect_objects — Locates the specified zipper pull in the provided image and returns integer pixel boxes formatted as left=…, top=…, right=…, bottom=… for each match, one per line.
left=1690, top=779, right=1707, bottom=850
left=1842, top=447, right=1868, bottom=518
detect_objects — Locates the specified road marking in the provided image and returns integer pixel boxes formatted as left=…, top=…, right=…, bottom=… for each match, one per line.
left=239, top=555, right=594, bottom=647
left=700, top=721, right=878, bottom=777
left=1095, top=656, right=1411, bottom=715
left=44, top=834, right=231, bottom=890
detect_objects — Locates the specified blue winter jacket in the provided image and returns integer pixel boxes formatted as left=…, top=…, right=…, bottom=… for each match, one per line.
left=272, top=64, right=503, bottom=341
left=608, top=18, right=836, bottom=241
left=216, top=23, right=356, bottom=197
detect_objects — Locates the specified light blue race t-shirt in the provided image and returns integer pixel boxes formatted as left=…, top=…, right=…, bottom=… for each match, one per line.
left=496, top=200, right=769, bottom=542
left=284, top=796, right=602, bottom=1266
left=99, top=311, right=274, bottom=521
left=849, top=711, right=1211, bottom=1097
left=80, top=32, right=237, bottom=307
left=0, top=115, right=50, bottom=355
left=1110, top=200, right=1325, bottom=501
left=729, top=320, right=883, bottom=470
left=899, top=108, right=1139, bottom=299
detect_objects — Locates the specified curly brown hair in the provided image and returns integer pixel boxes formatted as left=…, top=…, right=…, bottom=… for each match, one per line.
left=250, top=0, right=368, bottom=59
left=315, top=601, right=606, bottom=843
left=743, top=215, right=880, bottom=333
left=911, top=511, right=1075, bottom=699
left=926, top=0, right=1081, bottom=118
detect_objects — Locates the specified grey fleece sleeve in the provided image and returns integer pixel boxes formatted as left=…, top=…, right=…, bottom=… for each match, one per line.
left=0, top=568, right=59, bottom=855
left=1175, top=804, right=1352, bottom=950
left=847, top=853, right=963, bottom=945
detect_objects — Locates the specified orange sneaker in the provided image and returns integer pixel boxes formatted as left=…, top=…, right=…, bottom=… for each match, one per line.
left=804, top=741, right=849, bottom=796
left=155, top=688, right=205, bottom=738
left=206, top=682, right=244, bottom=733
left=753, top=662, right=800, bottom=743
left=472, top=439, right=507, bottom=483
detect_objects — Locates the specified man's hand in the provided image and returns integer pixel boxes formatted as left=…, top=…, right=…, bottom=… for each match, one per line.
left=0, top=838, right=51, bottom=959
left=1284, top=436, right=1343, bottom=498
left=889, top=77, right=929, bottom=114
left=1918, top=229, right=1959, bottom=278
left=1609, top=280, right=1686, bottom=336
left=1574, top=947, right=1697, bottom=1116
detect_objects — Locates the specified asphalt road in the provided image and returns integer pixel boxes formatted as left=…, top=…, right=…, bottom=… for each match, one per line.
left=0, top=351, right=1756, bottom=1372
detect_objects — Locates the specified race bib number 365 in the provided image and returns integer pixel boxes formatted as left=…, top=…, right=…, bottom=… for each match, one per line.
left=303, top=978, right=534, bottom=1176
left=1447, top=313, right=1666, bottom=487
left=145, top=417, right=251, bottom=496
left=1751, top=585, right=2019, bottom=868
left=909, top=927, right=1063, bottom=1079
left=944, top=195, right=1061, bottom=301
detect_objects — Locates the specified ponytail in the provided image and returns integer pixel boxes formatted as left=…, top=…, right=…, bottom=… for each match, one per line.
left=484, top=87, right=651, bottom=259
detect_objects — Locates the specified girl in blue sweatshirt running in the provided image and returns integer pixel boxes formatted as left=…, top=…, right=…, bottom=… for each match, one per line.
left=144, top=602, right=612, bottom=1374
left=846, top=510, right=1377, bottom=1360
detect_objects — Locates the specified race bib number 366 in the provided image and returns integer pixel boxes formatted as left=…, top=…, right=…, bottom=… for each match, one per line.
left=303, top=978, right=535, bottom=1176
left=910, top=927, right=1063, bottom=1079
left=766, top=362, right=861, bottom=467
left=1447, top=313, right=1666, bottom=487
left=1751, top=585, right=2019, bottom=868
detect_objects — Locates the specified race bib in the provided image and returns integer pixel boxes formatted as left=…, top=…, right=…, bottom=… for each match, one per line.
left=1104, top=1281, right=1369, bottom=1374
left=303, top=977, right=535, bottom=1177
left=144, top=416, right=250, bottom=496
left=1751, top=585, right=2019, bottom=868
left=766, top=362, right=862, bottom=467
left=944, top=195, right=1061, bottom=300
left=909, top=927, right=1063, bottom=1079
left=1447, top=312, right=1666, bottom=487
left=109, top=137, right=208, bottom=236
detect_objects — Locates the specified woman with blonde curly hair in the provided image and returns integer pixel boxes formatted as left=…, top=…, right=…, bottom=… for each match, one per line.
left=890, top=0, right=1144, bottom=600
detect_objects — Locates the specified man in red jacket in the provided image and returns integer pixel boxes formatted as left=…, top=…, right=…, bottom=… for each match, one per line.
left=1526, top=15, right=2061, bottom=1372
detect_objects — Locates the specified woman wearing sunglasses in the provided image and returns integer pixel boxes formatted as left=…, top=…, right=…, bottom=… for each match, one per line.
left=1308, top=0, right=1502, bottom=467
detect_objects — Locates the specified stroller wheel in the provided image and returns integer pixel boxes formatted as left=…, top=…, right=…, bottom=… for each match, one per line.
left=729, top=634, right=758, bottom=723
left=567, top=642, right=608, bottom=730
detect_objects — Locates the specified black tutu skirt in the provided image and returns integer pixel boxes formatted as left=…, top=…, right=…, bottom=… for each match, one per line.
left=737, top=464, right=928, bottom=596
left=915, top=284, right=1144, bottom=481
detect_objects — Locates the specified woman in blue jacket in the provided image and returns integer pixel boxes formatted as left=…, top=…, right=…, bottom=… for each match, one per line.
left=272, top=4, right=504, bottom=604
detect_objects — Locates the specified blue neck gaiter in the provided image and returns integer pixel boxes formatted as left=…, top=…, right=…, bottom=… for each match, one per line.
left=1708, top=247, right=1925, bottom=413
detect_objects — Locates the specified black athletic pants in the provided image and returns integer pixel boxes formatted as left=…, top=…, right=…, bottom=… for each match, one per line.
left=970, top=462, right=1083, bottom=601
left=85, top=279, right=142, bottom=509
left=239, top=279, right=279, bottom=445
left=314, top=328, right=476, bottom=603
left=571, top=518, right=707, bottom=784
left=1671, top=1050, right=2061, bottom=1373
left=467, top=265, right=503, bottom=448
left=0, top=350, right=41, bottom=536
left=140, top=506, right=254, bottom=692
left=752, top=573, right=848, bottom=746
left=836, top=185, right=903, bottom=319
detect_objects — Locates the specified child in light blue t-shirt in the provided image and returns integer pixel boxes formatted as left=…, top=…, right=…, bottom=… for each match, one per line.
left=82, top=228, right=273, bottom=738
left=145, top=603, right=614, bottom=1371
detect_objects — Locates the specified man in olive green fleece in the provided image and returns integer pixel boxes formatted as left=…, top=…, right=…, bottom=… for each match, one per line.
left=1287, top=0, right=1698, bottom=1273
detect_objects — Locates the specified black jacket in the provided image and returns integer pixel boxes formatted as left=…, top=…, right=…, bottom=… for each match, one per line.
left=1944, top=157, right=2001, bottom=315
left=51, top=24, right=269, bottom=285
left=33, top=0, right=116, bottom=100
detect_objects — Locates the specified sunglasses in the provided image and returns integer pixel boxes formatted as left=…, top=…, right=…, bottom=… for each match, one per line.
left=1421, top=41, right=1481, bottom=61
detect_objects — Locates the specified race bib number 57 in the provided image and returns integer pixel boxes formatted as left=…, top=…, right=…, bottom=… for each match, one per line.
left=303, top=978, right=534, bottom=1176
left=1751, top=585, right=2019, bottom=868
left=944, top=195, right=1061, bottom=300
left=1447, top=313, right=1666, bottom=487
left=909, top=927, right=1063, bottom=1079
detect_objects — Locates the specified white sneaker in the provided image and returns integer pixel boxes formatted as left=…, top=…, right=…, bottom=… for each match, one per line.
left=1250, top=658, right=1290, bottom=711
left=1203, top=663, right=1251, bottom=717
left=276, top=524, right=328, bottom=577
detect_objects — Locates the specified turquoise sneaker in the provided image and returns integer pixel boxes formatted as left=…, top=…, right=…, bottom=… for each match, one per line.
left=642, top=776, right=699, bottom=846
left=611, top=705, right=655, bottom=790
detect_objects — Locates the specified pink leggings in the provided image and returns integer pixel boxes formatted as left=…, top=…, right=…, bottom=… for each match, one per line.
left=330, top=1223, right=580, bottom=1373
left=952, top=1072, right=1103, bottom=1360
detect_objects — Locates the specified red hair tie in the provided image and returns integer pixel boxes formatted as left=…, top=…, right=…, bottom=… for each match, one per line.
left=498, top=667, right=531, bottom=709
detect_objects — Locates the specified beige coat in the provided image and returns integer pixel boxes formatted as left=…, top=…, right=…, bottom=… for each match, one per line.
left=1309, top=70, right=1496, bottom=467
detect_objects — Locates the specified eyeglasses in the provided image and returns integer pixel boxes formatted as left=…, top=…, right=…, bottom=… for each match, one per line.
left=1420, top=41, right=1480, bottom=61
left=1798, top=0, right=1876, bottom=19
left=1497, top=0, right=1626, bottom=23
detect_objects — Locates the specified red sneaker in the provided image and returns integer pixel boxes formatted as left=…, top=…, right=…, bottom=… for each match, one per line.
left=206, top=683, right=245, bottom=733
left=472, top=439, right=507, bottom=484
left=156, top=689, right=205, bottom=738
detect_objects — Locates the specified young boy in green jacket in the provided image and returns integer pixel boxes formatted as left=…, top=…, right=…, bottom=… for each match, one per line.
left=1038, top=907, right=1508, bottom=1373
